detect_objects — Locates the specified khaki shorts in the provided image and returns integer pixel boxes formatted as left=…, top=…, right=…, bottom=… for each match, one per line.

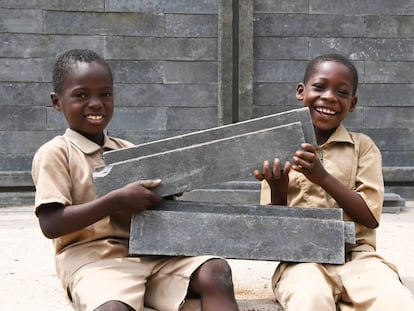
left=67, top=255, right=216, bottom=311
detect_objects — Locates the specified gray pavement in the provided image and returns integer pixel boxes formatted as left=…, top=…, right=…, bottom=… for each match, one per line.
left=1, top=202, right=414, bottom=311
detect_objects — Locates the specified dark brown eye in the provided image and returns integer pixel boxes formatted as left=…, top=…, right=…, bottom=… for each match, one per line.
left=102, top=91, right=113, bottom=97
left=337, top=89, right=350, bottom=96
left=74, top=92, right=87, bottom=98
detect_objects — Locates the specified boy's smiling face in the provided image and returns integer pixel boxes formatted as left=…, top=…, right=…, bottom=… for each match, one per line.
left=296, top=60, right=357, bottom=144
left=51, top=61, right=114, bottom=145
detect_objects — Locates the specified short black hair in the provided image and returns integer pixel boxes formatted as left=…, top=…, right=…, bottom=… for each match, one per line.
left=52, top=49, right=112, bottom=95
left=303, top=54, right=359, bottom=95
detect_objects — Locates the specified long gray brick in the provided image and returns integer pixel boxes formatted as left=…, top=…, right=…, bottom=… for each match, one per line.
left=254, top=60, right=305, bottom=83
left=0, top=0, right=104, bottom=11
left=358, top=84, right=414, bottom=107
left=105, top=37, right=217, bottom=61
left=164, top=61, right=218, bottom=83
left=364, top=107, right=414, bottom=129
left=0, top=153, right=34, bottom=171
left=110, top=107, right=216, bottom=132
left=254, top=37, right=309, bottom=60
left=0, top=106, right=45, bottom=131
left=253, top=13, right=365, bottom=37
left=105, top=0, right=218, bottom=13
left=44, top=11, right=164, bottom=36
left=0, top=58, right=51, bottom=82
left=166, top=107, right=218, bottom=130
left=310, top=0, right=414, bottom=15
left=110, top=107, right=168, bottom=131
left=253, top=83, right=297, bottom=107
left=310, top=38, right=414, bottom=61
left=0, top=33, right=105, bottom=58
left=114, top=83, right=218, bottom=107
left=157, top=200, right=343, bottom=219
left=254, top=0, right=308, bottom=13
left=165, top=14, right=218, bottom=37
left=365, top=16, right=414, bottom=38
left=382, top=151, right=414, bottom=167
left=0, top=130, right=51, bottom=154
left=109, top=61, right=164, bottom=83
left=362, top=128, right=414, bottom=152
left=103, top=107, right=316, bottom=165
left=94, top=122, right=306, bottom=197
left=365, top=61, right=414, bottom=83
left=130, top=201, right=355, bottom=264
left=0, top=8, right=42, bottom=33
left=0, top=82, right=50, bottom=106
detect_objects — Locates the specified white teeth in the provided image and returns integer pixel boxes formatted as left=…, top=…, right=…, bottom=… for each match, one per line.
left=316, top=107, right=336, bottom=115
left=87, top=115, right=103, bottom=120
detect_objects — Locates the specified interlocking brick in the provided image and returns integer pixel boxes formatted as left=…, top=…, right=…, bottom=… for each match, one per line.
left=103, top=107, right=315, bottom=165
left=130, top=201, right=355, bottom=264
left=94, top=121, right=306, bottom=197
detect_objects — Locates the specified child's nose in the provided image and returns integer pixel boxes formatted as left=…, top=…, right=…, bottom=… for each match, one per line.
left=320, top=88, right=336, bottom=101
left=88, top=96, right=104, bottom=108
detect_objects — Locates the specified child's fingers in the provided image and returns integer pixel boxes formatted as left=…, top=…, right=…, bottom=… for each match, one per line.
left=263, top=160, right=274, bottom=180
left=134, top=179, right=162, bottom=189
left=272, top=158, right=282, bottom=178
left=253, top=170, right=264, bottom=181
left=283, top=161, right=292, bottom=175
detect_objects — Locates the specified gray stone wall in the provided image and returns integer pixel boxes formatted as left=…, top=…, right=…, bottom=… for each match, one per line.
left=0, top=0, right=219, bottom=171
left=252, top=0, right=414, bottom=167
left=1, top=0, right=413, bottom=174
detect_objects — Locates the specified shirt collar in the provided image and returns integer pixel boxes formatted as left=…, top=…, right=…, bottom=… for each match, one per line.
left=64, top=128, right=120, bottom=154
left=323, top=123, right=354, bottom=146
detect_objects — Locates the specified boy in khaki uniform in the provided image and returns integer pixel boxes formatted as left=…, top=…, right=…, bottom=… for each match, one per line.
left=254, top=54, right=414, bottom=310
left=32, top=49, right=239, bottom=311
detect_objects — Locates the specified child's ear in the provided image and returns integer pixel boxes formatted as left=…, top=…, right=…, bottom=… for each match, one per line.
left=50, top=92, right=62, bottom=112
left=349, top=95, right=358, bottom=112
left=296, top=83, right=305, bottom=101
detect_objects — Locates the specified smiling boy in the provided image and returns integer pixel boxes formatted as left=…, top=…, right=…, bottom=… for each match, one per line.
left=254, top=54, right=414, bottom=310
left=32, top=49, right=239, bottom=311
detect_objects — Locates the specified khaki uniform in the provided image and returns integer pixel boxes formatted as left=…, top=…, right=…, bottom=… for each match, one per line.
left=260, top=124, right=414, bottom=310
left=32, top=129, right=216, bottom=311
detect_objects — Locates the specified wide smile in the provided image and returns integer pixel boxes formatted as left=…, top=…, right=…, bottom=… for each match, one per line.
left=85, top=114, right=105, bottom=125
left=315, top=107, right=337, bottom=116
left=86, top=114, right=104, bottom=121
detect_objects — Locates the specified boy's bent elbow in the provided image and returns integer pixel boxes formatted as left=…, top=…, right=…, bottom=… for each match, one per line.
left=38, top=215, right=61, bottom=239
left=37, top=203, right=64, bottom=239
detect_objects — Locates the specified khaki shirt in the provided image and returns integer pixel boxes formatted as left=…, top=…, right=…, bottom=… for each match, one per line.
left=260, top=124, right=384, bottom=252
left=32, top=128, right=134, bottom=281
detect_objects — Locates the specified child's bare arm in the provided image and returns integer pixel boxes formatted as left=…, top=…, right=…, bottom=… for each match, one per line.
left=37, top=180, right=163, bottom=239
left=292, top=143, right=378, bottom=228
left=253, top=158, right=291, bottom=205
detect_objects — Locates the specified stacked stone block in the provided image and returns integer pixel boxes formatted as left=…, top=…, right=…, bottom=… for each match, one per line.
left=94, top=108, right=355, bottom=264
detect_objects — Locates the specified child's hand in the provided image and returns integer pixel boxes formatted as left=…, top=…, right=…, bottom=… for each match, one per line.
left=112, top=179, right=164, bottom=213
left=292, top=143, right=328, bottom=185
left=253, top=158, right=291, bottom=201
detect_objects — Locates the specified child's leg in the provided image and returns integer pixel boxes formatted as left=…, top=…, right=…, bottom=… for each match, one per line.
left=338, top=252, right=414, bottom=311
left=94, top=300, right=133, bottom=311
left=187, top=258, right=239, bottom=311
left=273, top=262, right=337, bottom=311
left=67, top=257, right=153, bottom=311
left=145, top=255, right=237, bottom=311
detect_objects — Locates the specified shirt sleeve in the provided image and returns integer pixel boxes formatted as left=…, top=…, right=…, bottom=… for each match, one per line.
left=31, top=137, right=73, bottom=215
left=354, top=133, right=384, bottom=223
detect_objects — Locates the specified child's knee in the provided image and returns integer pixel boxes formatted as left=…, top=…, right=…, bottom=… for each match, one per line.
left=196, top=258, right=234, bottom=291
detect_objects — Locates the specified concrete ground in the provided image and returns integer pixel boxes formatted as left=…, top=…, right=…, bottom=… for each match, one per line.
left=1, top=202, right=414, bottom=311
